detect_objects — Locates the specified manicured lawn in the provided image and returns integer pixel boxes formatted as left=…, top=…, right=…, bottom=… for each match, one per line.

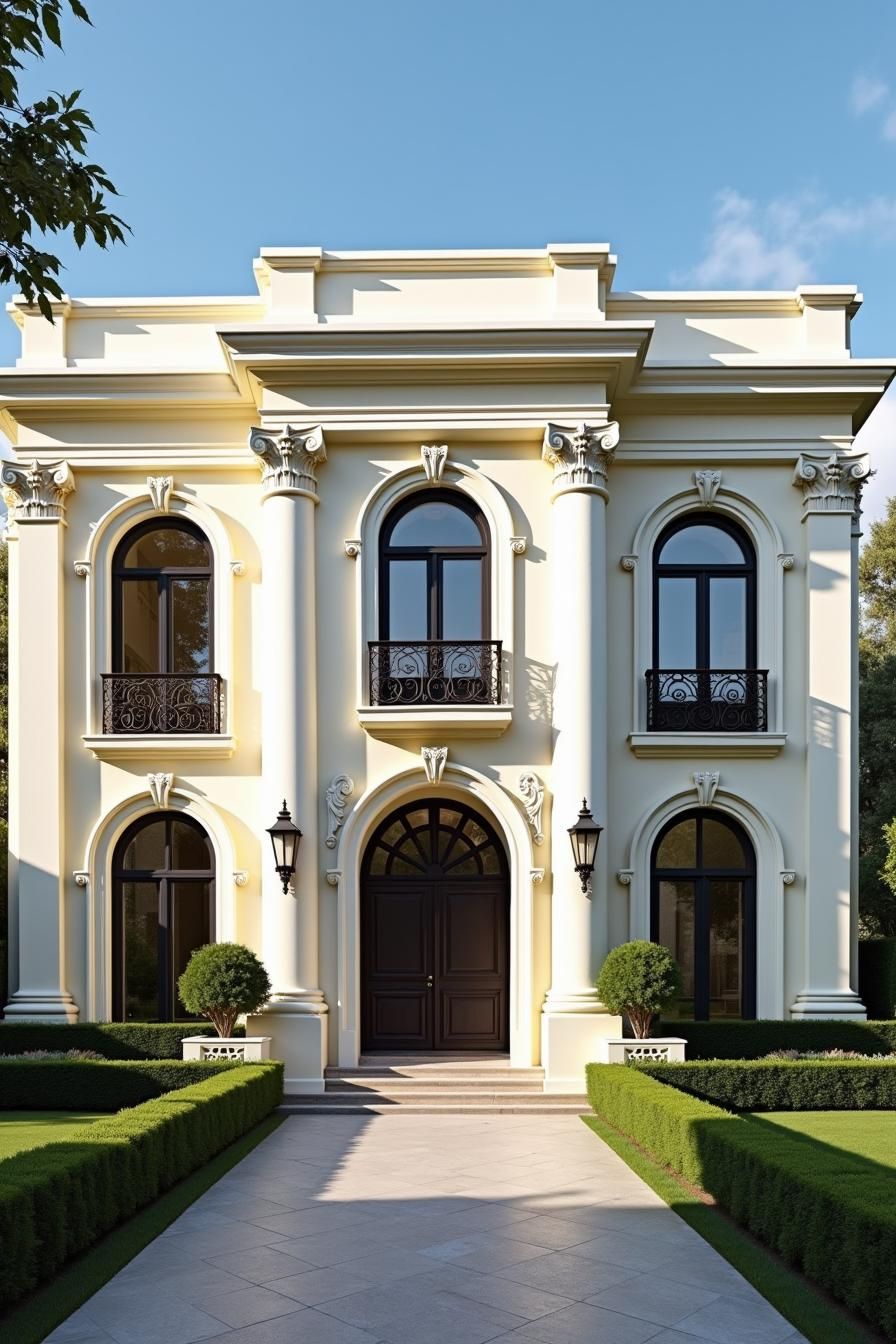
left=759, top=1109, right=896, bottom=1164
left=0, top=1111, right=105, bottom=1160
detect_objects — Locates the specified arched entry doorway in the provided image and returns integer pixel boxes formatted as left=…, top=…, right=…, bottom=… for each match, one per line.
left=361, top=798, right=509, bottom=1051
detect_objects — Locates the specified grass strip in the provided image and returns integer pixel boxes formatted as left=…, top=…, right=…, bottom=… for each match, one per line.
left=1, top=1112, right=284, bottom=1344
left=581, top=1113, right=880, bottom=1344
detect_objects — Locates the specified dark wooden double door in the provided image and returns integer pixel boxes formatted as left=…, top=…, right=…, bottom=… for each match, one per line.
left=361, top=800, right=509, bottom=1052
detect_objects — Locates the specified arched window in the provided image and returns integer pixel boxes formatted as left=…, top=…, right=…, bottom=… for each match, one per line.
left=108, top=521, right=219, bottom=732
left=112, top=812, right=215, bottom=1021
left=371, top=491, right=498, bottom=705
left=651, top=810, right=756, bottom=1020
left=650, top=514, right=762, bottom=730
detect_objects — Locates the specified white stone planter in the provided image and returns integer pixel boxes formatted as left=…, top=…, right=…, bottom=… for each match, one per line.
left=181, top=1035, right=271, bottom=1061
left=599, top=1037, right=687, bottom=1064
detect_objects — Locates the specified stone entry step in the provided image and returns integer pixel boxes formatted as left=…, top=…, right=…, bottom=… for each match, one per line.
left=280, top=1098, right=588, bottom=1114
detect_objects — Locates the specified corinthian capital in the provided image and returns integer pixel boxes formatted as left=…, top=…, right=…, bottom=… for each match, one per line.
left=1, top=459, right=75, bottom=521
left=792, top=451, right=870, bottom=518
left=249, top=424, right=327, bottom=500
left=542, top=421, right=619, bottom=497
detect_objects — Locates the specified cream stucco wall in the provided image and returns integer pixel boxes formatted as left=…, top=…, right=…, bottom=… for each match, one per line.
left=1, top=245, right=891, bottom=1090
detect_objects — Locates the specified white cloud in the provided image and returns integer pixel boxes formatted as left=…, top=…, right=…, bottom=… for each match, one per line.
left=883, top=108, right=896, bottom=141
left=681, top=189, right=896, bottom=289
left=851, top=74, right=889, bottom=115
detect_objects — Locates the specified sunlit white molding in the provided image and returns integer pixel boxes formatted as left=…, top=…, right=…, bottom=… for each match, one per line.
left=334, top=762, right=536, bottom=1068
left=79, top=786, right=239, bottom=1020
left=542, top=421, right=619, bottom=499
left=146, top=475, right=173, bottom=512
left=324, top=775, right=354, bottom=849
left=693, top=468, right=722, bottom=506
left=2, top=459, right=75, bottom=521
left=422, top=746, right=448, bottom=784
left=793, top=451, right=870, bottom=518
left=518, top=772, right=545, bottom=845
left=693, top=770, right=720, bottom=807
left=421, top=443, right=448, bottom=481
left=147, top=772, right=174, bottom=809
left=627, top=485, right=787, bottom=736
left=624, top=786, right=786, bottom=1017
left=249, top=424, right=327, bottom=501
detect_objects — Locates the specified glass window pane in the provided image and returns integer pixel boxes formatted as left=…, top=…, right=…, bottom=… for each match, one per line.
left=123, top=882, right=159, bottom=1021
left=170, top=579, right=211, bottom=674
left=121, top=579, right=160, bottom=673
left=171, top=882, right=211, bottom=1018
left=171, top=820, right=213, bottom=872
left=709, top=578, right=747, bottom=668
left=441, top=560, right=483, bottom=639
left=121, top=820, right=166, bottom=872
left=388, top=560, right=428, bottom=640
left=659, top=524, right=747, bottom=566
left=389, top=500, right=482, bottom=548
left=124, top=527, right=210, bottom=569
left=702, top=819, right=746, bottom=869
left=657, top=880, right=695, bottom=1020
left=709, top=880, right=743, bottom=1018
left=481, top=845, right=501, bottom=874
left=656, top=819, right=697, bottom=869
left=658, top=577, right=696, bottom=667
left=369, top=846, right=387, bottom=875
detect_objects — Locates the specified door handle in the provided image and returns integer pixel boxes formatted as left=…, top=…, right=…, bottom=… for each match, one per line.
left=426, top=975, right=434, bottom=989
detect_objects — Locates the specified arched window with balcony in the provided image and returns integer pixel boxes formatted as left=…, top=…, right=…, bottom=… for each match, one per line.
left=112, top=812, right=215, bottom=1021
left=370, top=491, right=500, bottom=705
left=651, top=809, right=756, bottom=1020
left=648, top=514, right=764, bottom=731
left=106, top=520, right=221, bottom=733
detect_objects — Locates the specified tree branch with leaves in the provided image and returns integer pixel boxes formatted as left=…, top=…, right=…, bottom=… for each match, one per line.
left=0, top=0, right=127, bottom=319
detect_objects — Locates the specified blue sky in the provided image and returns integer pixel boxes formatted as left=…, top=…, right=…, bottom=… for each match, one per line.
left=2, top=0, right=895, bottom=516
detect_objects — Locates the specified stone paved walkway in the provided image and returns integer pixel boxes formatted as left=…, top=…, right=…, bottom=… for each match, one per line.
left=47, top=1114, right=807, bottom=1344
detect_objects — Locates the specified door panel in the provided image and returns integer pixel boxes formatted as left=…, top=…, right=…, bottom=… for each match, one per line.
left=436, top=881, right=507, bottom=1049
left=362, top=882, right=433, bottom=1050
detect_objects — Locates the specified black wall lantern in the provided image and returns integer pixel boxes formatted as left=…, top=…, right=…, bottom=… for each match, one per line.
left=568, top=798, right=602, bottom=893
left=267, top=800, right=302, bottom=893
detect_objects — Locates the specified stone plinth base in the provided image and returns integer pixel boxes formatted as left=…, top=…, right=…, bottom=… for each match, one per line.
left=599, top=1037, right=687, bottom=1063
left=790, top=991, right=867, bottom=1019
left=3, top=990, right=79, bottom=1022
left=182, top=1036, right=271, bottom=1061
left=247, top=1007, right=326, bottom=1093
left=541, top=1010, right=622, bottom=1094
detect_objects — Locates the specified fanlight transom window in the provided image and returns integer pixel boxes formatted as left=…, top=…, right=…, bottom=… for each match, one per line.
left=363, top=801, right=507, bottom=878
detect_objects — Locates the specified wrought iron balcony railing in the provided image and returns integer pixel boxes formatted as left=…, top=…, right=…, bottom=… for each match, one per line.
left=102, top=674, right=223, bottom=734
left=646, top=669, right=768, bottom=732
left=368, top=641, right=502, bottom=707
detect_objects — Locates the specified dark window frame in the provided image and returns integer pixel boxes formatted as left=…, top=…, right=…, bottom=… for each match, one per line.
left=378, top=490, right=490, bottom=641
left=112, top=518, right=214, bottom=675
left=652, top=514, right=757, bottom=670
left=112, top=811, right=215, bottom=1022
left=650, top=808, right=757, bottom=1021
left=362, top=798, right=508, bottom=880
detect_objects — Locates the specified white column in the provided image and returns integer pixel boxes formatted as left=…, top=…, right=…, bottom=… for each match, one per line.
left=3, top=460, right=78, bottom=1020
left=541, top=423, right=622, bottom=1090
left=246, top=425, right=328, bottom=1090
left=791, top=451, right=868, bottom=1018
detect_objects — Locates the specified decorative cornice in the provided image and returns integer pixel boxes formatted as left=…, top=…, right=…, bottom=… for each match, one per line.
left=147, top=475, right=173, bottom=512
left=324, top=775, right=354, bottom=850
left=542, top=421, right=619, bottom=497
left=421, top=444, right=448, bottom=482
left=781, top=870, right=796, bottom=886
left=344, top=538, right=362, bottom=558
left=793, top=452, right=870, bottom=518
left=530, top=867, right=545, bottom=885
left=518, top=772, right=545, bottom=846
left=510, top=536, right=528, bottom=556
left=693, top=468, right=722, bottom=506
left=147, top=772, right=173, bottom=809
left=249, top=424, right=327, bottom=499
left=325, top=869, right=341, bottom=888
left=617, top=869, right=634, bottom=886
left=233, top=870, right=249, bottom=887
left=230, top=560, right=246, bottom=576
left=73, top=870, right=89, bottom=887
left=74, top=560, right=91, bottom=577
left=693, top=770, right=720, bottom=807
left=422, top=745, right=448, bottom=784
left=620, top=554, right=638, bottom=572
left=1, top=458, right=74, bottom=521
left=777, top=553, right=795, bottom=571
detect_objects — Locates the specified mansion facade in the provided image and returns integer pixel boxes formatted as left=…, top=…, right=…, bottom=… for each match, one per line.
left=0, top=244, right=890, bottom=1092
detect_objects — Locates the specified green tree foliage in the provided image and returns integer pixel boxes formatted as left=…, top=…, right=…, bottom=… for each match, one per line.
left=0, top=539, right=6, bottom=1008
left=178, top=943, right=272, bottom=1039
left=859, top=496, right=896, bottom=935
left=0, top=0, right=127, bottom=318
left=595, top=939, right=682, bottom=1038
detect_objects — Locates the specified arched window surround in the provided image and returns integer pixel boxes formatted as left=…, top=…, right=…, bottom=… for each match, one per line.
left=622, top=787, right=787, bottom=1017
left=650, top=808, right=756, bottom=1020
left=78, top=488, right=238, bottom=752
left=625, top=486, right=789, bottom=741
left=349, top=457, right=521, bottom=716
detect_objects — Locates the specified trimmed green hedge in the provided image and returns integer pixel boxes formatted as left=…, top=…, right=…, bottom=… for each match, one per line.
left=638, top=1059, right=896, bottom=1111
left=0, top=1061, right=283, bottom=1306
left=0, top=1059, right=237, bottom=1111
left=655, top=1018, right=896, bottom=1059
left=586, top=1063, right=896, bottom=1337
left=859, top=940, right=896, bottom=1020
left=0, top=1022, right=241, bottom=1059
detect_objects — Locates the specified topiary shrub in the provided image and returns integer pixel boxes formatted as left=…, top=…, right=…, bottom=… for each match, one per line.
left=596, top=940, right=682, bottom=1038
left=177, top=942, right=271, bottom=1038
